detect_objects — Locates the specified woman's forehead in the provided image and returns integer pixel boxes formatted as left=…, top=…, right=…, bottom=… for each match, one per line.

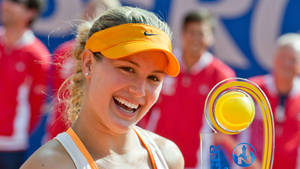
left=115, top=51, right=168, bottom=71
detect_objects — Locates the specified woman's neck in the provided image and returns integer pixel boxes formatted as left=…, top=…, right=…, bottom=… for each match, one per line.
left=71, top=110, right=138, bottom=159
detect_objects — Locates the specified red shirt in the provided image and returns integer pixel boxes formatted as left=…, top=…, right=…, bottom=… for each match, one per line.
left=0, top=29, right=50, bottom=151
left=45, top=40, right=75, bottom=140
left=140, top=52, right=236, bottom=168
left=250, top=75, right=300, bottom=169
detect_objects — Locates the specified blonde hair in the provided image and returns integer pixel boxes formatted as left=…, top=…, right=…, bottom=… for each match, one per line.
left=62, top=6, right=172, bottom=123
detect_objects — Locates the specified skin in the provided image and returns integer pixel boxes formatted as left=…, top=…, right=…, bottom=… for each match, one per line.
left=21, top=50, right=184, bottom=169
left=0, top=0, right=37, bottom=46
left=181, top=21, right=214, bottom=70
left=273, top=45, right=300, bottom=94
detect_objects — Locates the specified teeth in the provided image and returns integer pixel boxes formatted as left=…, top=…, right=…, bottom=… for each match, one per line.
left=114, top=97, right=139, bottom=109
left=119, top=106, right=134, bottom=114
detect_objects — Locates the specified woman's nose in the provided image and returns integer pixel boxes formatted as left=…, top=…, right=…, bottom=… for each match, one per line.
left=128, top=79, right=146, bottom=97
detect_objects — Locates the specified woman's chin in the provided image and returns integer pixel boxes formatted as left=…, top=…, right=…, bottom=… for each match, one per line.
left=109, top=117, right=136, bottom=134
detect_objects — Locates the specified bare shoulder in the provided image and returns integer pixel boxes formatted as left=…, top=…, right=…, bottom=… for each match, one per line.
left=142, top=129, right=184, bottom=169
left=21, top=139, right=75, bottom=169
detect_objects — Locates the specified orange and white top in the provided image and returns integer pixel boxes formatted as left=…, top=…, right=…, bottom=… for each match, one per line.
left=55, top=127, right=169, bottom=169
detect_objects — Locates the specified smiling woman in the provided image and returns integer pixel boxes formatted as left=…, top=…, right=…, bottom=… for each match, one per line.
left=21, top=6, right=184, bottom=169
left=84, top=51, right=169, bottom=134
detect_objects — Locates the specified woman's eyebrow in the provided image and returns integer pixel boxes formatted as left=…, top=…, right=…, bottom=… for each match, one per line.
left=117, top=59, right=165, bottom=74
left=152, top=70, right=165, bottom=74
left=119, top=59, right=140, bottom=67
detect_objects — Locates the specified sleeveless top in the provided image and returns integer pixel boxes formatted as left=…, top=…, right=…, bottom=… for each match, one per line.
left=55, top=127, right=169, bottom=169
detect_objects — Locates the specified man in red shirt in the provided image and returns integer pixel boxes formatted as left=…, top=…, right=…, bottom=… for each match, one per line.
left=250, top=33, right=300, bottom=169
left=140, top=10, right=235, bottom=168
left=0, top=0, right=50, bottom=168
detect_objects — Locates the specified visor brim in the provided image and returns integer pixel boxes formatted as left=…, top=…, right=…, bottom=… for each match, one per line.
left=101, top=41, right=180, bottom=77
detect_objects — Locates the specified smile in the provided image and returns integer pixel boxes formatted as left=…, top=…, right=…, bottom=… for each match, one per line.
left=113, top=96, right=140, bottom=114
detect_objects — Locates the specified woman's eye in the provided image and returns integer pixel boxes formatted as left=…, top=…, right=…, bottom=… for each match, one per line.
left=148, top=75, right=160, bottom=82
left=119, top=66, right=135, bottom=73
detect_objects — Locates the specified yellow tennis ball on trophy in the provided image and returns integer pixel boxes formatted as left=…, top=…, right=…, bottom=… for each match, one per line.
left=214, top=90, right=255, bottom=132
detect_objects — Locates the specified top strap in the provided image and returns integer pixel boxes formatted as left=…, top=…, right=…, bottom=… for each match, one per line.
left=66, top=128, right=99, bottom=169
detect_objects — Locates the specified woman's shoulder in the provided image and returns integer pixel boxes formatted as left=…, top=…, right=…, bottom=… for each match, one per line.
left=140, top=128, right=185, bottom=169
left=21, top=139, right=75, bottom=169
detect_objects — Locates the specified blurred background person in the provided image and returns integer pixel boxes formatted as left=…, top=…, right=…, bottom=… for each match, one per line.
left=250, top=33, right=300, bottom=169
left=139, top=10, right=235, bottom=168
left=45, top=0, right=121, bottom=140
left=0, top=0, right=50, bottom=168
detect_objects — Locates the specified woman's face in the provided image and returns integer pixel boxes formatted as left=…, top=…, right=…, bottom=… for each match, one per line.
left=83, top=50, right=168, bottom=133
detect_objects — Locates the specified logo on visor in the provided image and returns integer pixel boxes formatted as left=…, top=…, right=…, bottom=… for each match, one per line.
left=144, top=31, right=159, bottom=36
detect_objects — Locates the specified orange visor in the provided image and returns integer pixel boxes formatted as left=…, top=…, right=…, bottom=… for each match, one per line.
left=85, top=23, right=180, bottom=77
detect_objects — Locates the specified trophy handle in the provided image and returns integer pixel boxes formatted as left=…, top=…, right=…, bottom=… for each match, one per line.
left=203, top=78, right=275, bottom=169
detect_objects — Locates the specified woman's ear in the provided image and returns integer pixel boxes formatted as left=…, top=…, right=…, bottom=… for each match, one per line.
left=82, top=49, right=95, bottom=78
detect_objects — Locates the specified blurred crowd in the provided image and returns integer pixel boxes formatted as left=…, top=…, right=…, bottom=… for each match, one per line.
left=0, top=0, right=299, bottom=169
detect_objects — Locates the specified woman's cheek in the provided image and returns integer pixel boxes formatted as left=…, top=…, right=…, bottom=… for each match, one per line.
left=150, top=84, right=163, bottom=105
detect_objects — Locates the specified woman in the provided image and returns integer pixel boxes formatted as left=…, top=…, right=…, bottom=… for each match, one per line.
left=21, top=6, right=184, bottom=169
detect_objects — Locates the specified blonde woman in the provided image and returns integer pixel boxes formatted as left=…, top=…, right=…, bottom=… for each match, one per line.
left=21, top=6, right=184, bottom=169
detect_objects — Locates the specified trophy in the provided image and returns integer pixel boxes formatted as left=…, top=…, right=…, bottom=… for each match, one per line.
left=200, top=78, right=274, bottom=169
